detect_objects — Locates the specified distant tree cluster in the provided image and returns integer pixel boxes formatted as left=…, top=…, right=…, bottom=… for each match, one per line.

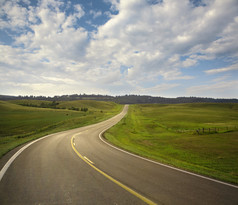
left=68, top=107, right=88, bottom=112
left=40, top=101, right=59, bottom=108
left=1, top=94, right=238, bottom=104
left=19, top=101, right=60, bottom=109
left=19, top=103, right=38, bottom=108
left=18, top=101, right=88, bottom=112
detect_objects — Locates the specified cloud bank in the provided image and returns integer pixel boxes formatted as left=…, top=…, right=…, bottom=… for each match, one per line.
left=0, top=0, right=238, bottom=97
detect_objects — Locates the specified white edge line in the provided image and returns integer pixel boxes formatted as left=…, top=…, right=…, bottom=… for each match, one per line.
left=0, top=133, right=54, bottom=182
left=99, top=128, right=238, bottom=189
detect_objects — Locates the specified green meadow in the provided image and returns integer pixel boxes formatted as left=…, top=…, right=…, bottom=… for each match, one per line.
left=0, top=100, right=122, bottom=158
left=105, top=103, right=238, bottom=184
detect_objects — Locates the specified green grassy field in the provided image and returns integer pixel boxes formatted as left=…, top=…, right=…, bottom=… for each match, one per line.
left=0, top=100, right=122, bottom=158
left=104, top=103, right=238, bottom=184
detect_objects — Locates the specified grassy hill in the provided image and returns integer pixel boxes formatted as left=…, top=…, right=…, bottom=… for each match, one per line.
left=104, top=103, right=238, bottom=184
left=0, top=100, right=122, bottom=158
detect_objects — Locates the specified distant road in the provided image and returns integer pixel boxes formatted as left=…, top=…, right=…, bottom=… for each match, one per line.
left=0, top=105, right=237, bottom=204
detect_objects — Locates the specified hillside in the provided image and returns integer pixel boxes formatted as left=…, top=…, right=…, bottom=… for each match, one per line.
left=105, top=103, right=238, bottom=184
left=0, top=100, right=122, bottom=158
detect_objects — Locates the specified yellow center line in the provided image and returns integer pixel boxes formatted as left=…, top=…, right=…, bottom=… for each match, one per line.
left=83, top=156, right=94, bottom=164
left=71, top=134, right=157, bottom=205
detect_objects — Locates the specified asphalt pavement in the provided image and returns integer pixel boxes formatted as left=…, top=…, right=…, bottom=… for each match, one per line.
left=0, top=105, right=237, bottom=204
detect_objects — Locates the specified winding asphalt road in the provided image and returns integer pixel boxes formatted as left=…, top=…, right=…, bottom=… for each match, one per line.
left=0, top=105, right=237, bottom=204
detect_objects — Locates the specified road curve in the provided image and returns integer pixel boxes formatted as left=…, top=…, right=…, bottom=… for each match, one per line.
left=0, top=105, right=238, bottom=204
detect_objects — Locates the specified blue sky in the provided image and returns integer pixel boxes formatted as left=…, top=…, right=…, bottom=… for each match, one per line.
left=0, top=0, right=238, bottom=98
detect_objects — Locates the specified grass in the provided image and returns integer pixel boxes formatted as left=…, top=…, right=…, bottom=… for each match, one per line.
left=0, top=100, right=122, bottom=158
left=104, top=103, right=238, bottom=184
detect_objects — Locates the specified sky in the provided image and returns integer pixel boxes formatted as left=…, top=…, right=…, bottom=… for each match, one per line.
left=0, top=0, right=238, bottom=98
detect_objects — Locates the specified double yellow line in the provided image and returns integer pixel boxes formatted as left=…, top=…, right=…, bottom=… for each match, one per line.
left=71, top=134, right=157, bottom=205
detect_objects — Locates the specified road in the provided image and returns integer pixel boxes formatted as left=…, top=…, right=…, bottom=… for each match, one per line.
left=0, top=105, right=237, bottom=204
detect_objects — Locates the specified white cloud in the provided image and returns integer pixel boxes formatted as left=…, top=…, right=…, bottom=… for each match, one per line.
left=74, top=4, right=85, bottom=19
left=42, top=76, right=77, bottom=84
left=104, top=0, right=120, bottom=12
left=212, top=75, right=230, bottom=82
left=162, top=70, right=194, bottom=80
left=0, top=1, right=28, bottom=29
left=0, top=0, right=238, bottom=97
left=203, top=16, right=238, bottom=59
left=89, top=0, right=238, bottom=83
left=182, top=58, right=197, bottom=68
left=90, top=10, right=102, bottom=19
left=138, top=83, right=180, bottom=95
left=14, top=2, right=88, bottom=63
left=187, top=80, right=238, bottom=98
left=205, top=63, right=238, bottom=74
